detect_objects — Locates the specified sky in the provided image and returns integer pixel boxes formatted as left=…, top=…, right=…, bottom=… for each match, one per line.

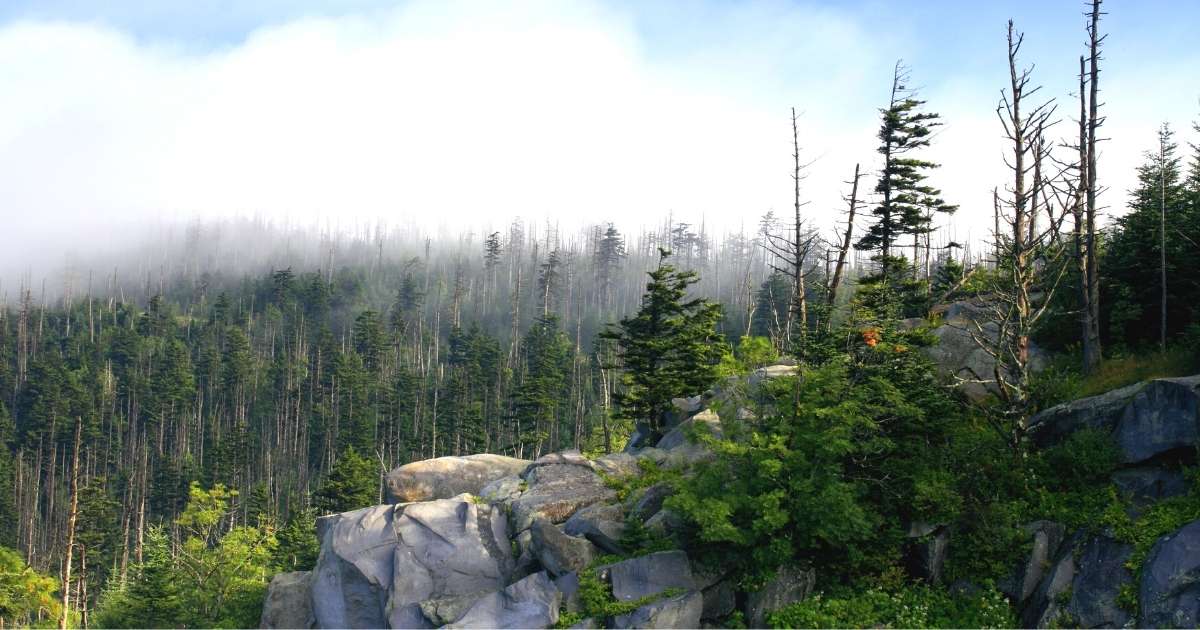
left=1, top=0, right=1198, bottom=278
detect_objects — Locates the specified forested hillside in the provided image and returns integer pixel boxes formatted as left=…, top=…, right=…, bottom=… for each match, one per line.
left=1, top=2, right=1200, bottom=628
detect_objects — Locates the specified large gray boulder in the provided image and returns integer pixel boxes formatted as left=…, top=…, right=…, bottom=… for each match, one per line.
left=744, top=566, right=816, bottom=628
left=1140, top=519, right=1200, bottom=628
left=530, top=517, right=598, bottom=577
left=310, top=496, right=514, bottom=629
left=607, top=550, right=695, bottom=602
left=630, top=483, right=674, bottom=521
left=656, top=410, right=722, bottom=466
left=478, top=475, right=524, bottom=505
left=510, top=461, right=616, bottom=533
left=1022, top=546, right=1076, bottom=629
left=386, top=454, right=530, bottom=503
left=904, top=526, right=949, bottom=584
left=925, top=301, right=1048, bottom=401
left=1021, top=533, right=1132, bottom=629
left=1112, top=466, right=1188, bottom=510
left=445, top=571, right=561, bottom=629
left=310, top=505, right=399, bottom=629
left=1112, top=376, right=1200, bottom=464
left=1061, top=535, right=1133, bottom=628
left=1028, top=376, right=1200, bottom=465
left=260, top=571, right=313, bottom=629
left=611, top=590, right=703, bottom=629
left=563, top=503, right=626, bottom=555
left=591, top=452, right=640, bottom=478
left=388, top=496, right=515, bottom=627
left=1000, top=521, right=1066, bottom=607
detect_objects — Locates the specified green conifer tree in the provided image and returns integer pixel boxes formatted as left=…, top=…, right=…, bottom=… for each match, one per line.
left=314, top=448, right=378, bottom=514
left=601, top=251, right=723, bottom=437
left=856, top=63, right=957, bottom=278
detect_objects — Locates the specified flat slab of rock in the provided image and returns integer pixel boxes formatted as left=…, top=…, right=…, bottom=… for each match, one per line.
left=260, top=571, right=313, bottom=629
left=1028, top=376, right=1200, bottom=465
left=510, top=463, right=616, bottom=532
left=609, top=550, right=695, bottom=602
left=1140, top=518, right=1200, bottom=628
left=386, top=454, right=530, bottom=503
left=611, top=590, right=702, bottom=629
left=749, top=364, right=800, bottom=386
left=445, top=571, right=561, bottom=629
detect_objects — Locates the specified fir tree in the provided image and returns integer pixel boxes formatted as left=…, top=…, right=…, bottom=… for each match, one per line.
left=1103, top=124, right=1194, bottom=346
left=314, top=448, right=378, bottom=514
left=856, top=63, right=957, bottom=278
left=510, top=316, right=571, bottom=456
left=601, top=251, right=723, bottom=437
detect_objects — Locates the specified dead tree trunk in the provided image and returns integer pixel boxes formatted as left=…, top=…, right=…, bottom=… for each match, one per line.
left=1081, top=0, right=1105, bottom=373
left=826, top=163, right=861, bottom=312
left=60, top=417, right=82, bottom=630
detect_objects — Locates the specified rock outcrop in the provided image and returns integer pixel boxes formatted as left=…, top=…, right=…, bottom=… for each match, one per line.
left=1028, top=375, right=1200, bottom=465
left=1140, top=518, right=1200, bottom=628
left=510, top=455, right=616, bottom=533
left=744, top=566, right=816, bottom=628
left=260, top=571, right=314, bottom=629
left=925, top=300, right=1048, bottom=401
left=386, top=454, right=531, bottom=503
left=1011, top=375, right=1200, bottom=628
left=309, top=496, right=513, bottom=629
left=271, top=367, right=1200, bottom=629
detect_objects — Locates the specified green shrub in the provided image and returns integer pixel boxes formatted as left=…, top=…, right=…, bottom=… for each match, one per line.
left=766, top=583, right=1015, bottom=629
left=1041, top=429, right=1120, bottom=490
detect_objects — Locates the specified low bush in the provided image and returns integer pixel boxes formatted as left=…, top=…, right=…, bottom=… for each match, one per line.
left=766, top=583, right=1015, bottom=629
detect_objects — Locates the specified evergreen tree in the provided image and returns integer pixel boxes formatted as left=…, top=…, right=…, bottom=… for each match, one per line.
left=0, top=403, right=14, bottom=547
left=484, top=232, right=503, bottom=271
left=1103, top=124, right=1196, bottom=347
left=95, top=528, right=183, bottom=629
left=273, top=507, right=320, bottom=572
left=856, top=63, right=957, bottom=278
left=593, top=224, right=625, bottom=307
left=353, top=310, right=387, bottom=370
left=510, top=316, right=571, bottom=456
left=314, top=448, right=378, bottom=514
left=601, top=251, right=723, bottom=437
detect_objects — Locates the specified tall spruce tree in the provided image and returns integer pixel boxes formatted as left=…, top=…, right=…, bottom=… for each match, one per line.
left=510, top=316, right=571, bottom=457
left=601, top=251, right=723, bottom=437
left=856, top=63, right=957, bottom=278
left=1103, top=124, right=1194, bottom=347
left=314, top=448, right=378, bottom=513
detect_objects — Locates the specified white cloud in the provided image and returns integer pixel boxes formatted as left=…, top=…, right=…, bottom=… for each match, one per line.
left=0, top=0, right=1196, bottom=284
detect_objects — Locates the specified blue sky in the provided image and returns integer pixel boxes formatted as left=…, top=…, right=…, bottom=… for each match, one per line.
left=1, top=0, right=1198, bottom=274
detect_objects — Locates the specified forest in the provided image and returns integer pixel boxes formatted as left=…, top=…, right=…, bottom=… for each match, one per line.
left=2, top=1, right=1200, bottom=628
